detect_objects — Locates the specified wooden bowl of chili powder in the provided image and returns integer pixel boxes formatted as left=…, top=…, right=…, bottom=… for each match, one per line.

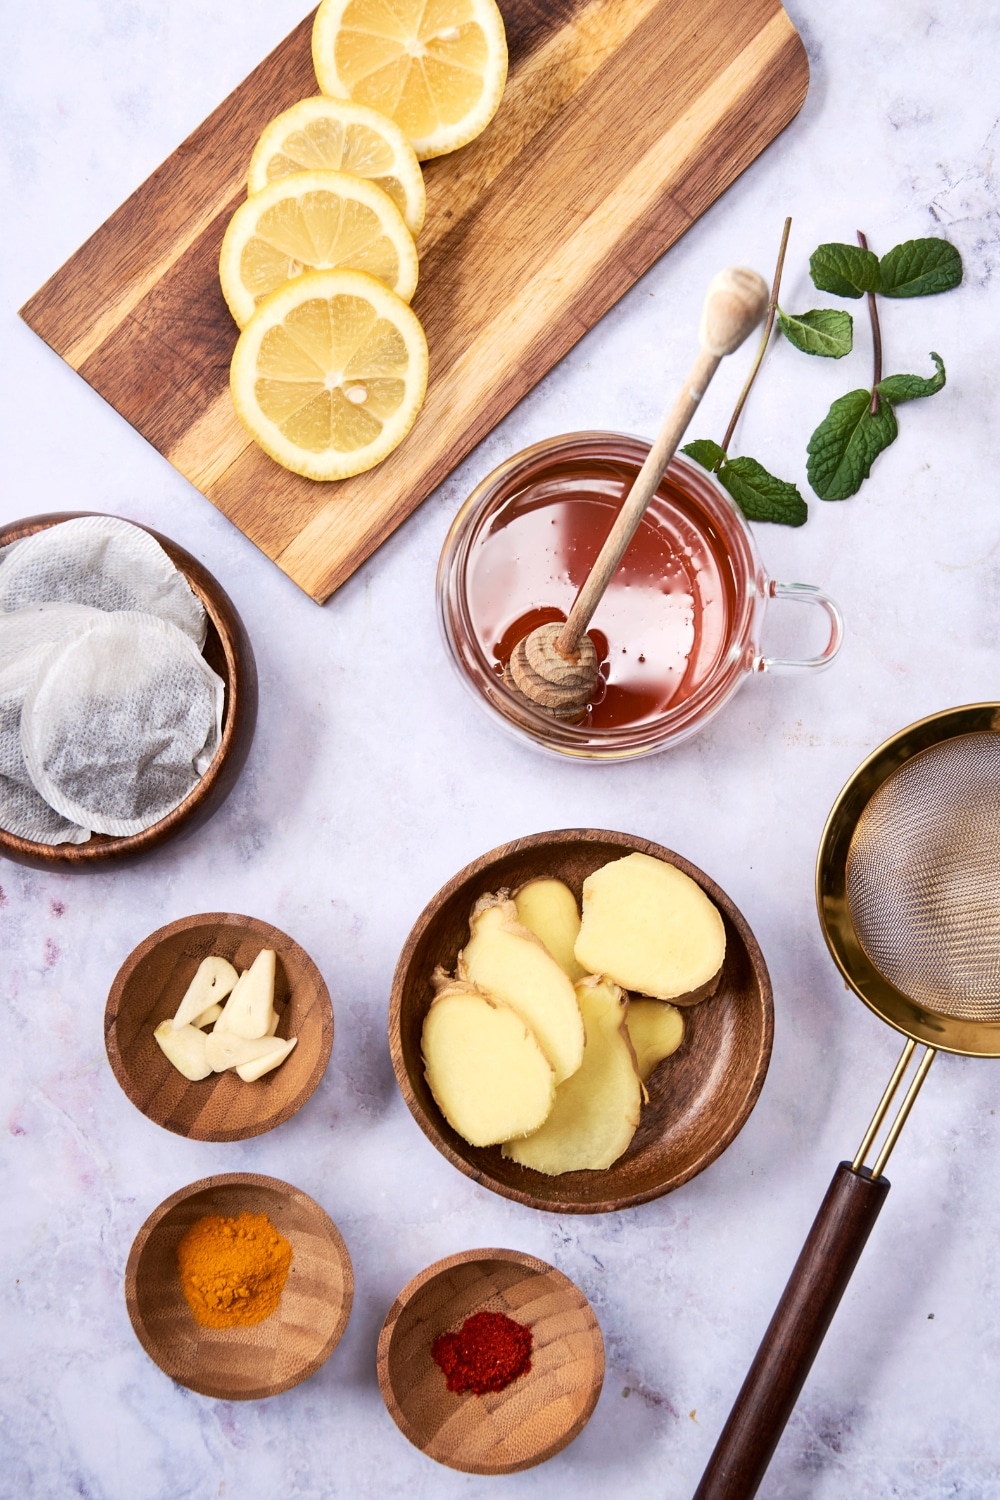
left=377, top=1248, right=604, bottom=1473
left=125, top=1172, right=354, bottom=1399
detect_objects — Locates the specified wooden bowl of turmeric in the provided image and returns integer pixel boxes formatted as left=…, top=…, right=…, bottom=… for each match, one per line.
left=376, top=1248, right=604, bottom=1473
left=125, top=1173, right=354, bottom=1400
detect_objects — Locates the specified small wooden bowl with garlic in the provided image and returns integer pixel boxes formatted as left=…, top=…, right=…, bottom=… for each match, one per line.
left=389, top=829, right=773, bottom=1214
left=106, top=913, right=333, bottom=1141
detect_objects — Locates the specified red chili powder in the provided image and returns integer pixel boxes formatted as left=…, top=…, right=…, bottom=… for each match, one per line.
left=431, top=1310, right=533, bottom=1395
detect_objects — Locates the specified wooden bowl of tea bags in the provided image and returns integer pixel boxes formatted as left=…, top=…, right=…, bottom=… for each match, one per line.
left=0, top=512, right=257, bottom=867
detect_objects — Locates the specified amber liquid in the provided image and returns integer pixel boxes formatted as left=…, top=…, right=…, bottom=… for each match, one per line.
left=466, top=457, right=739, bottom=729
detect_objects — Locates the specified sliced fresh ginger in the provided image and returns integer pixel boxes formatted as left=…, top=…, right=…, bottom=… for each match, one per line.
left=422, top=974, right=555, bottom=1146
left=575, top=852, right=726, bottom=1003
left=458, top=895, right=584, bottom=1083
left=625, top=999, right=684, bottom=1083
left=171, top=956, right=239, bottom=1030
left=514, top=878, right=589, bottom=982
left=502, top=976, right=641, bottom=1174
left=153, top=1020, right=212, bottom=1081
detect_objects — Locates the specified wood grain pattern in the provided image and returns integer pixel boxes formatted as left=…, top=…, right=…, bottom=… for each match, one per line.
left=125, top=1172, right=353, bottom=1400
left=0, top=512, right=257, bottom=871
left=106, top=912, right=333, bottom=1141
left=377, top=1248, right=603, bottom=1474
left=389, top=829, right=773, bottom=1214
left=19, top=0, right=808, bottom=603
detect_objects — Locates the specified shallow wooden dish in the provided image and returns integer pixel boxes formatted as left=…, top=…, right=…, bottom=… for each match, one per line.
left=0, top=510, right=257, bottom=869
left=390, top=829, right=773, bottom=1213
left=106, top=912, right=333, bottom=1141
left=126, top=1172, right=353, bottom=1400
left=377, top=1248, right=603, bottom=1474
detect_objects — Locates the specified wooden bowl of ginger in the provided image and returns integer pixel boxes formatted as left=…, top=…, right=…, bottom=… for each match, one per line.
left=125, top=1173, right=353, bottom=1399
left=389, top=828, right=774, bottom=1214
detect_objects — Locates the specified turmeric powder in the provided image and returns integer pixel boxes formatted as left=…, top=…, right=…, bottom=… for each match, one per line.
left=177, top=1210, right=292, bottom=1328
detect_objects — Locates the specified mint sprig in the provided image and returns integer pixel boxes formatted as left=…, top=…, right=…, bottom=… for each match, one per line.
left=809, top=242, right=881, bottom=299
left=877, top=351, right=946, bottom=403
left=683, top=223, right=960, bottom=520
left=878, top=240, right=963, bottom=298
left=806, top=390, right=898, bottom=500
left=778, top=308, right=853, bottom=358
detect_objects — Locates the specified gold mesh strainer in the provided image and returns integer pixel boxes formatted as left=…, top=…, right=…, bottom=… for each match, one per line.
left=696, top=706, right=1000, bottom=1500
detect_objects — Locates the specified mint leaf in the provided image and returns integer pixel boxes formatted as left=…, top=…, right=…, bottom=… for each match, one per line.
left=806, top=388, right=898, bottom=500
left=809, top=243, right=881, bottom=299
left=879, top=239, right=963, bottom=298
left=877, top=352, right=946, bottom=405
left=681, top=438, right=727, bottom=472
left=778, top=307, right=853, bottom=358
left=717, top=457, right=807, bottom=527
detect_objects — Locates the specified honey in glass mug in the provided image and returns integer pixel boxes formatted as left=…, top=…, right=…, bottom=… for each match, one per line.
left=437, top=433, right=843, bottom=761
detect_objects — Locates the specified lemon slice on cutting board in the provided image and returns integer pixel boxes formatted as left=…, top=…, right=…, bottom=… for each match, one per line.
left=247, top=96, right=426, bottom=237
left=219, top=170, right=419, bottom=329
left=312, top=0, right=508, bottom=161
left=230, top=268, right=429, bottom=481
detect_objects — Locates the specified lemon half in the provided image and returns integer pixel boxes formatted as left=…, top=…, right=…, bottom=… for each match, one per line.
left=312, top=0, right=508, bottom=161
left=230, top=268, right=429, bottom=481
left=247, top=95, right=426, bottom=237
left=219, top=170, right=419, bottom=329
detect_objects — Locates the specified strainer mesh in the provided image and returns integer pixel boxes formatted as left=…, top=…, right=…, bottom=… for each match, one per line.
left=846, top=732, right=1000, bottom=1020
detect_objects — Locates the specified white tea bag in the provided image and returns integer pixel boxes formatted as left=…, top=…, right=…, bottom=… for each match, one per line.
left=21, top=612, right=224, bottom=837
left=0, top=645, right=90, bottom=845
left=0, top=517, right=207, bottom=647
left=0, top=602, right=105, bottom=674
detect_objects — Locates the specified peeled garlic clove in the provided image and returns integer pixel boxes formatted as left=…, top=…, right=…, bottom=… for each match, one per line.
left=193, top=1002, right=223, bottom=1029
left=154, top=1019, right=213, bottom=1081
left=266, top=1008, right=280, bottom=1038
left=205, top=1027, right=287, bottom=1073
left=236, top=1036, right=297, bottom=1082
left=172, top=956, right=239, bottom=1030
left=218, top=949, right=275, bottom=1039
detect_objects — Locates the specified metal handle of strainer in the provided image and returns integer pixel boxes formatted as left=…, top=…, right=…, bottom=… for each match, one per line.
left=695, top=707, right=1000, bottom=1499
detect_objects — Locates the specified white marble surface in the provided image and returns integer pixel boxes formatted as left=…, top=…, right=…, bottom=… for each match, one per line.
left=3, top=2, right=1000, bottom=1495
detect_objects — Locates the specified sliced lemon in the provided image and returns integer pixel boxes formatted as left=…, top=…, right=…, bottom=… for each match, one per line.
left=247, top=95, right=426, bottom=237
left=312, top=0, right=508, bottom=161
left=219, top=170, right=419, bottom=329
left=230, top=268, right=429, bottom=481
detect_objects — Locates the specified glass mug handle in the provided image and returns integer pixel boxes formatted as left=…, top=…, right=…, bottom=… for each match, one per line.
left=755, top=580, right=844, bottom=674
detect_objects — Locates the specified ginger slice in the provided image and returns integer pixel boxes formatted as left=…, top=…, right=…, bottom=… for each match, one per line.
left=422, top=976, right=555, bottom=1147
left=625, top=999, right=684, bottom=1083
left=502, top=976, right=642, bottom=1174
left=574, top=852, right=725, bottom=1003
left=514, top=878, right=589, bottom=982
left=458, top=895, right=584, bottom=1083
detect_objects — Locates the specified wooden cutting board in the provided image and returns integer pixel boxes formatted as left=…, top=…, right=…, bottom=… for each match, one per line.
left=20, top=0, right=807, bottom=604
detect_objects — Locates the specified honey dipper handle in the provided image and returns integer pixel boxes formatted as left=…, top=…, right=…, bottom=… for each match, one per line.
left=555, top=267, right=768, bottom=658
left=693, top=1163, right=891, bottom=1500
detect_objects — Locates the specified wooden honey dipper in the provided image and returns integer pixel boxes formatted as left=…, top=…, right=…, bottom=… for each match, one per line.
left=507, top=267, right=770, bottom=718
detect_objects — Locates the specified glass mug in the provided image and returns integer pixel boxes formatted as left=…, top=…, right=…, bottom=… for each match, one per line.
left=437, top=432, right=843, bottom=761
